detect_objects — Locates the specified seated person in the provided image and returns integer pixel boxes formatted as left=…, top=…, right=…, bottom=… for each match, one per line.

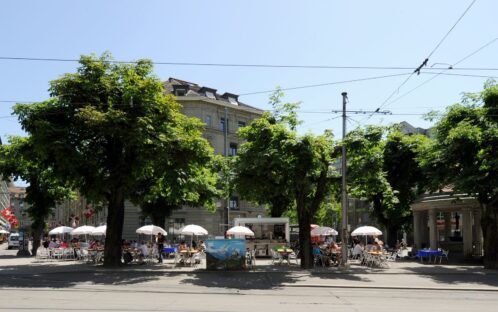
left=48, top=239, right=58, bottom=249
left=137, top=241, right=149, bottom=264
left=178, top=241, right=188, bottom=252
left=353, top=241, right=364, bottom=258
left=329, top=241, right=340, bottom=253
left=198, top=240, right=206, bottom=251
left=60, top=241, right=69, bottom=248
left=42, top=239, right=50, bottom=249
left=89, top=240, right=101, bottom=249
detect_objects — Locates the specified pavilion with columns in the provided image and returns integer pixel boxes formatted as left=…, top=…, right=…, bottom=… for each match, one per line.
left=412, top=192, right=483, bottom=258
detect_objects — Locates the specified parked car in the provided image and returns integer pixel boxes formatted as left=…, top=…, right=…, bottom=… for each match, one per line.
left=8, top=233, right=19, bottom=249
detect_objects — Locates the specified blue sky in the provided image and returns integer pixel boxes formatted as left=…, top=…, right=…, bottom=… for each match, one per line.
left=1, top=0, right=497, bottom=144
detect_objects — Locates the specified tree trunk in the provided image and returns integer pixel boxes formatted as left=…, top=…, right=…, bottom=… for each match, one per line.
left=30, top=220, right=44, bottom=256
left=103, top=189, right=125, bottom=267
left=482, top=202, right=498, bottom=269
left=297, top=209, right=312, bottom=269
left=152, top=214, right=166, bottom=229
left=386, top=225, right=398, bottom=248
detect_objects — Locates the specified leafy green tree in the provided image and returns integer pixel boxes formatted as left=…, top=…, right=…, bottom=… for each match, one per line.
left=419, top=80, right=498, bottom=268
left=0, top=136, right=73, bottom=255
left=345, top=127, right=397, bottom=226
left=135, top=153, right=220, bottom=228
left=382, top=130, right=429, bottom=245
left=346, top=126, right=428, bottom=245
left=235, top=92, right=338, bottom=268
left=13, top=53, right=213, bottom=267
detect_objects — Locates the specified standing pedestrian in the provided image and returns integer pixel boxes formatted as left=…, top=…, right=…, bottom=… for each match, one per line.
left=156, top=232, right=165, bottom=263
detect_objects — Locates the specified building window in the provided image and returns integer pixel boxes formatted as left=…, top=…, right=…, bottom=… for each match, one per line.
left=220, top=117, right=229, bottom=132
left=204, top=115, right=212, bottom=127
left=237, top=121, right=246, bottom=129
left=228, top=97, right=238, bottom=105
left=175, top=88, right=187, bottom=96
left=205, top=91, right=216, bottom=99
left=229, top=197, right=239, bottom=210
left=229, top=143, right=238, bottom=156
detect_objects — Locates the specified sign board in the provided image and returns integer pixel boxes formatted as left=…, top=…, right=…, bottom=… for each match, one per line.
left=205, top=239, right=246, bottom=270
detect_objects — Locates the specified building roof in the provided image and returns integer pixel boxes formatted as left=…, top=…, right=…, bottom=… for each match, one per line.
left=398, top=121, right=432, bottom=137
left=163, top=78, right=264, bottom=113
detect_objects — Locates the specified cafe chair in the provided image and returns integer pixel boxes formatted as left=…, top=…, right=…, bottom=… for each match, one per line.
left=436, top=249, right=449, bottom=264
left=35, top=247, right=50, bottom=261
left=288, top=250, right=299, bottom=265
left=386, top=250, right=398, bottom=262
left=271, top=249, right=283, bottom=264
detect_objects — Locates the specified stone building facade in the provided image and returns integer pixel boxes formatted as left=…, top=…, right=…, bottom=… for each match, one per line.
left=121, top=78, right=266, bottom=240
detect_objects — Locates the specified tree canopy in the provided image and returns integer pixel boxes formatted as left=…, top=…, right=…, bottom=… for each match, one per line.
left=419, top=80, right=498, bottom=268
left=13, top=53, right=215, bottom=267
left=235, top=92, right=339, bottom=268
left=0, top=136, right=73, bottom=255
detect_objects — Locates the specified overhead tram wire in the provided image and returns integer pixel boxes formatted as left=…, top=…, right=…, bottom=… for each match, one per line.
left=365, top=0, right=478, bottom=122
left=238, top=73, right=412, bottom=96
left=426, top=0, right=478, bottom=60
left=383, top=37, right=498, bottom=108
left=1, top=56, right=498, bottom=71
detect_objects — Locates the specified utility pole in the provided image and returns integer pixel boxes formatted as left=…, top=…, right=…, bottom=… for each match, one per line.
left=337, top=94, right=390, bottom=266
left=341, top=92, right=349, bottom=266
left=223, top=107, right=230, bottom=231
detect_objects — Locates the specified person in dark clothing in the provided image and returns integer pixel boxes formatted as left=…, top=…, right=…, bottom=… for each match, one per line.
left=156, top=233, right=165, bottom=263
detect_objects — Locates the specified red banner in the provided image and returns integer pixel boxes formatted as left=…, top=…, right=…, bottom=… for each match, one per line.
left=1, top=207, right=14, bottom=218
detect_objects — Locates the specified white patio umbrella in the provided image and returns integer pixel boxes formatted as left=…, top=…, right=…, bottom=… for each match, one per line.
left=0, top=229, right=9, bottom=234
left=71, top=225, right=96, bottom=235
left=227, top=226, right=254, bottom=237
left=351, top=226, right=382, bottom=236
left=179, top=224, right=208, bottom=247
left=91, top=225, right=107, bottom=236
left=136, top=225, right=167, bottom=236
left=351, top=226, right=382, bottom=245
left=311, top=226, right=338, bottom=236
left=71, top=225, right=96, bottom=241
left=48, top=226, right=74, bottom=236
left=179, top=224, right=208, bottom=236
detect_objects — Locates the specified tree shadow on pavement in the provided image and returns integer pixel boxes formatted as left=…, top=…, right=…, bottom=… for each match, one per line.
left=0, top=263, right=161, bottom=288
left=179, top=271, right=303, bottom=290
left=405, top=265, right=498, bottom=287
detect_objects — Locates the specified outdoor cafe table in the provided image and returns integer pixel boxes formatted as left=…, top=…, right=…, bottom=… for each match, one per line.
left=417, top=249, right=443, bottom=263
left=163, top=247, right=177, bottom=258
left=276, top=248, right=293, bottom=265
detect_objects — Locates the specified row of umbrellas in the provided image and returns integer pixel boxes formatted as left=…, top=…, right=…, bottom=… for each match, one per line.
left=47, top=224, right=211, bottom=237
left=48, top=224, right=382, bottom=239
left=311, top=225, right=382, bottom=236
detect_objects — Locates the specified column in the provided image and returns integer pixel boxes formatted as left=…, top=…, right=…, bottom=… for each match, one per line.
left=473, top=209, right=483, bottom=256
left=462, top=208, right=473, bottom=257
left=413, top=211, right=422, bottom=249
left=444, top=212, right=452, bottom=240
left=428, top=209, right=438, bottom=250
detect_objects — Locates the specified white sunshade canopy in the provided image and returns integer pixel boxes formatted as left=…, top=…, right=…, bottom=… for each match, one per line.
left=71, top=225, right=96, bottom=235
left=351, top=226, right=383, bottom=236
left=136, top=225, right=167, bottom=236
left=48, top=226, right=74, bottom=235
left=311, top=226, right=338, bottom=236
left=0, top=229, right=9, bottom=234
left=91, top=225, right=107, bottom=236
left=179, top=224, right=208, bottom=236
left=227, top=226, right=255, bottom=236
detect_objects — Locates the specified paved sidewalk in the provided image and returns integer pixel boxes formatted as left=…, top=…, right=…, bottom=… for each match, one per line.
left=1, top=247, right=498, bottom=292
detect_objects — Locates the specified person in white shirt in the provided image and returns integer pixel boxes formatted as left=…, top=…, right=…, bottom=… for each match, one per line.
left=353, top=241, right=364, bottom=258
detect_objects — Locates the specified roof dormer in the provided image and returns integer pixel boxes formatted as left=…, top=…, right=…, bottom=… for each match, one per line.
left=199, top=87, right=217, bottom=100
left=221, top=92, right=239, bottom=105
left=172, top=84, right=189, bottom=96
